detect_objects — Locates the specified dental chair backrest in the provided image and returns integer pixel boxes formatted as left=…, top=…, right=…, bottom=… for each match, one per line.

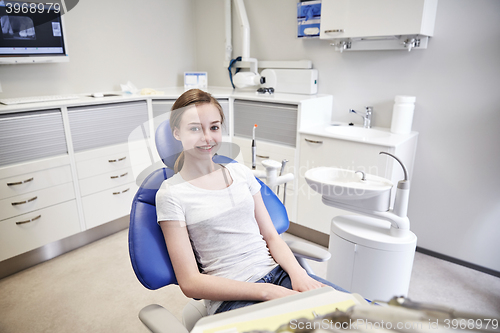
left=129, top=119, right=289, bottom=291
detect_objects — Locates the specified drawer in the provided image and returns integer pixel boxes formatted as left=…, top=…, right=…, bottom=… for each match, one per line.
left=0, top=155, right=70, bottom=180
left=0, top=200, right=80, bottom=261
left=0, top=165, right=72, bottom=201
left=0, top=182, right=75, bottom=221
left=79, top=164, right=150, bottom=196
left=82, top=182, right=139, bottom=229
left=75, top=142, right=130, bottom=163
left=75, top=144, right=151, bottom=180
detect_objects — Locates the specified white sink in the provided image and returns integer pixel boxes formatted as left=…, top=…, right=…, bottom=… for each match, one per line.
left=325, top=125, right=391, bottom=139
left=305, top=167, right=393, bottom=212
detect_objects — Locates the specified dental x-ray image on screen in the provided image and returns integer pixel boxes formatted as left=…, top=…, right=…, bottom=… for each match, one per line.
left=1, top=15, right=36, bottom=40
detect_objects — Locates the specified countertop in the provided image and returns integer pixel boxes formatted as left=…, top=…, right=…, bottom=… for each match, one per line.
left=300, top=122, right=418, bottom=147
left=0, top=86, right=332, bottom=115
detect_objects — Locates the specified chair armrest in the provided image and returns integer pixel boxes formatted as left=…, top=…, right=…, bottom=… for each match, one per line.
left=286, top=240, right=331, bottom=262
left=139, top=304, right=189, bottom=333
left=182, top=299, right=208, bottom=332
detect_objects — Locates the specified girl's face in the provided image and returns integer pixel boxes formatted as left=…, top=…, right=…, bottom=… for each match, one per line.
left=173, top=103, right=222, bottom=161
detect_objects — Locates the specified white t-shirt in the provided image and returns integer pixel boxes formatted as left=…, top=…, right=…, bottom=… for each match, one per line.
left=156, top=163, right=277, bottom=314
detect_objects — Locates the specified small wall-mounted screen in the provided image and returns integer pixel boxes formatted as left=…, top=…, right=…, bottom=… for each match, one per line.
left=0, top=1, right=68, bottom=63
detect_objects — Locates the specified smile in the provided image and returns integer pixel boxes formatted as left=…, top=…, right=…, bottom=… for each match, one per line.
left=196, top=144, right=216, bottom=151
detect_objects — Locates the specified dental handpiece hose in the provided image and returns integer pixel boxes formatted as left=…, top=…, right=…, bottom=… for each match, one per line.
left=252, top=124, right=257, bottom=169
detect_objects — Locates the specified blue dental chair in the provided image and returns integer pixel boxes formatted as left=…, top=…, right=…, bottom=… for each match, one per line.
left=128, top=119, right=330, bottom=333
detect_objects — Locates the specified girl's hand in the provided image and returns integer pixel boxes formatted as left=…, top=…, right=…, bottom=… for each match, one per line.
left=290, top=272, right=325, bottom=292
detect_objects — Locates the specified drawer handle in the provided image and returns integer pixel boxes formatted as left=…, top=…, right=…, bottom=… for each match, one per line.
left=304, top=138, right=323, bottom=144
left=109, top=156, right=127, bottom=163
left=325, top=29, right=344, bottom=33
left=110, top=172, right=128, bottom=179
left=11, top=196, right=38, bottom=206
left=113, top=188, right=130, bottom=195
left=7, top=177, right=34, bottom=186
left=256, top=154, right=270, bottom=159
left=16, top=214, right=42, bottom=225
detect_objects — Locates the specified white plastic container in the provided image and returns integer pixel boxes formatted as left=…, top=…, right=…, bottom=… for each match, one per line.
left=390, top=96, right=416, bottom=134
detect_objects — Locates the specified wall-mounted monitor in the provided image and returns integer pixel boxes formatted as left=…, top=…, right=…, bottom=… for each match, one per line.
left=0, top=1, right=68, bottom=64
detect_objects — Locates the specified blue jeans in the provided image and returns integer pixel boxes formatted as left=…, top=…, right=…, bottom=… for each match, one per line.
left=214, top=265, right=349, bottom=314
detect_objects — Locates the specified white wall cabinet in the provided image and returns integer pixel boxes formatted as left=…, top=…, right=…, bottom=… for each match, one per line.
left=320, top=0, right=438, bottom=40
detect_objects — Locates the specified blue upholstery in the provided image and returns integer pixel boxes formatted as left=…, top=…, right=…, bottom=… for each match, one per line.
left=155, top=119, right=182, bottom=169
left=128, top=119, right=290, bottom=290
left=129, top=167, right=177, bottom=289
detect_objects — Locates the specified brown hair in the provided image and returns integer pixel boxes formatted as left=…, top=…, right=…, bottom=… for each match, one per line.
left=170, top=89, right=225, bottom=173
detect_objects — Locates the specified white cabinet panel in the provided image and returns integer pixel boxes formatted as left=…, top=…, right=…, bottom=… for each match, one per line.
left=0, top=109, right=67, bottom=167
left=320, top=0, right=437, bottom=39
left=233, top=100, right=297, bottom=147
left=0, top=200, right=80, bottom=261
left=78, top=164, right=149, bottom=197
left=0, top=165, right=72, bottom=201
left=75, top=143, right=150, bottom=180
left=68, top=101, right=149, bottom=152
left=82, top=182, right=138, bottom=230
left=0, top=182, right=75, bottom=221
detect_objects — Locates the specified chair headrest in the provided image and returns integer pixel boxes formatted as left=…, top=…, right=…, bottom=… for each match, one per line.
left=155, top=119, right=183, bottom=169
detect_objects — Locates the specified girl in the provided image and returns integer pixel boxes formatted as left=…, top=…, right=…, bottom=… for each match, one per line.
left=156, top=89, right=345, bottom=315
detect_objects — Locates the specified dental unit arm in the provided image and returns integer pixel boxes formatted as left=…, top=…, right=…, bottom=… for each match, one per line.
left=249, top=128, right=329, bottom=273
left=250, top=124, right=293, bottom=200
left=253, top=160, right=330, bottom=274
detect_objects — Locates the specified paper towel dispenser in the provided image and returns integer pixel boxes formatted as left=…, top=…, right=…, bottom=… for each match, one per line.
left=319, top=0, right=438, bottom=52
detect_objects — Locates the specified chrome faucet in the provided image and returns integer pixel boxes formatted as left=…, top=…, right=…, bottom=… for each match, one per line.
left=349, top=106, right=372, bottom=128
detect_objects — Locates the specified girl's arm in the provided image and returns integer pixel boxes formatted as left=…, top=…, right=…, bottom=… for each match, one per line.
left=253, top=191, right=325, bottom=292
left=159, top=220, right=297, bottom=302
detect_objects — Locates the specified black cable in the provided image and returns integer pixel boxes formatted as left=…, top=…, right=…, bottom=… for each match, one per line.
left=227, top=56, right=242, bottom=89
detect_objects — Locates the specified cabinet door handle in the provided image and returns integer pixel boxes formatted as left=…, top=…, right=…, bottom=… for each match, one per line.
left=108, top=156, right=126, bottom=163
left=304, top=138, right=323, bottom=144
left=325, top=29, right=345, bottom=33
left=110, top=172, right=128, bottom=179
left=256, top=154, right=270, bottom=159
left=16, top=214, right=41, bottom=225
left=113, top=188, right=130, bottom=195
left=7, top=177, right=34, bottom=186
left=11, top=196, right=38, bottom=206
